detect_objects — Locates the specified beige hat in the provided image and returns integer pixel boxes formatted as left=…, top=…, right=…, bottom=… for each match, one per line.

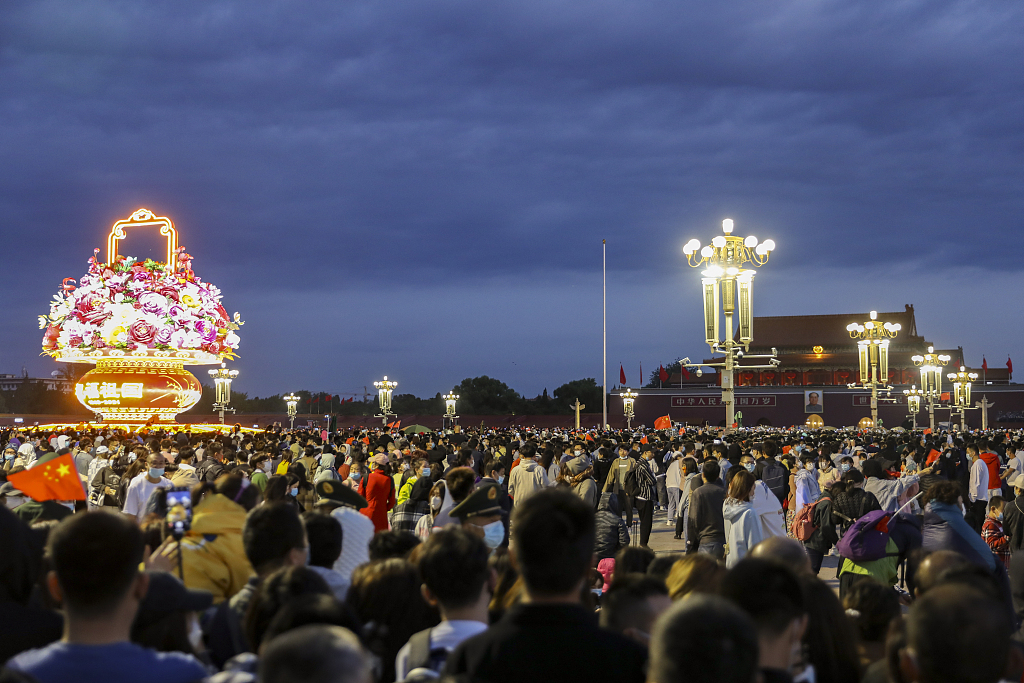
left=1008, top=473, right=1024, bottom=489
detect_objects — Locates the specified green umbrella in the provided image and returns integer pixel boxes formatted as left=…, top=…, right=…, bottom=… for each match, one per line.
left=401, top=424, right=433, bottom=435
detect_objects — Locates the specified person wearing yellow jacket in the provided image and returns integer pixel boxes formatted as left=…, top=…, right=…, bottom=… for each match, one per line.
left=177, top=478, right=260, bottom=604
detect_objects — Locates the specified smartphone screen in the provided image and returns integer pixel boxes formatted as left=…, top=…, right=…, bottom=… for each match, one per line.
left=165, top=487, right=193, bottom=536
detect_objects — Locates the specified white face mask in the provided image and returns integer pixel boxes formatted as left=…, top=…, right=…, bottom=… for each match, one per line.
left=430, top=495, right=442, bottom=510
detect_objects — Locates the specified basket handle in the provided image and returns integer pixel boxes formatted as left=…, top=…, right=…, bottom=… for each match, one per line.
left=107, top=208, right=178, bottom=269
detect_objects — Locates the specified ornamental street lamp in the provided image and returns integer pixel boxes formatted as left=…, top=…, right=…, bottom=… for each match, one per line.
left=284, top=393, right=299, bottom=429
left=903, top=385, right=924, bottom=430
left=911, top=346, right=951, bottom=432
left=681, top=219, right=779, bottom=431
left=846, top=311, right=901, bottom=428
left=374, top=376, right=397, bottom=426
left=947, top=366, right=979, bottom=431
left=208, top=363, right=238, bottom=424
left=443, top=391, right=459, bottom=429
left=621, top=388, right=638, bottom=429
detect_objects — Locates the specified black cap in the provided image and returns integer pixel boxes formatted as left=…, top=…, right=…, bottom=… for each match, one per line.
left=449, top=483, right=503, bottom=520
left=315, top=480, right=367, bottom=509
left=135, top=571, right=213, bottom=629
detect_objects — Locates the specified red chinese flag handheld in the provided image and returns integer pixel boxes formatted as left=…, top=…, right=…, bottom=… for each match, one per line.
left=659, top=365, right=668, bottom=383
left=654, top=415, right=672, bottom=430
left=9, top=453, right=86, bottom=501
left=619, top=365, right=627, bottom=385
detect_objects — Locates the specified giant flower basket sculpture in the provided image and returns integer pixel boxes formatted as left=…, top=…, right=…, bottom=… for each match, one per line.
left=40, top=209, right=243, bottom=423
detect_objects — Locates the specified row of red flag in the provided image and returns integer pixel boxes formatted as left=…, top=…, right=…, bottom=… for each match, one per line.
left=981, top=356, right=1013, bottom=379
left=308, top=395, right=356, bottom=404
left=618, top=363, right=689, bottom=386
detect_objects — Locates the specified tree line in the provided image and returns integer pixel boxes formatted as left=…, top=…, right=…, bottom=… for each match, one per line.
left=1, top=373, right=606, bottom=417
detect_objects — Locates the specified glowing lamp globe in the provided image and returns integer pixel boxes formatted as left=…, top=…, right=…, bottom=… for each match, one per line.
left=40, top=209, right=243, bottom=423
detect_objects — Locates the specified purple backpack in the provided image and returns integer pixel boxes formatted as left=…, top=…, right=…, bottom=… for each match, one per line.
left=836, top=510, right=892, bottom=562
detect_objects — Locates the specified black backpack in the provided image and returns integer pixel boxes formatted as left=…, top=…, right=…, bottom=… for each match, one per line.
left=623, top=466, right=641, bottom=499
left=761, top=460, right=787, bottom=504
left=196, top=458, right=227, bottom=483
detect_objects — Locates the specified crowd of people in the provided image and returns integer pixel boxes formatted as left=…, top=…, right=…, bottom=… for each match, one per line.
left=2, top=421, right=1024, bottom=683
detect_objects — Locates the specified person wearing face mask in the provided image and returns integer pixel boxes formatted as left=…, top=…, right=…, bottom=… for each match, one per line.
left=122, top=452, right=173, bottom=522
left=450, top=483, right=508, bottom=551
left=794, top=456, right=821, bottom=513
left=983, top=496, right=1011, bottom=571
left=248, top=454, right=272, bottom=493
left=2, top=446, right=18, bottom=473
left=1, top=481, right=31, bottom=512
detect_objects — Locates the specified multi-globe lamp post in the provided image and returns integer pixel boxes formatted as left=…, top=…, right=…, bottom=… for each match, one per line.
left=903, top=386, right=924, bottom=430
left=284, top=393, right=299, bottom=429
left=947, top=366, right=978, bottom=431
left=621, top=388, right=637, bottom=429
left=681, top=219, right=779, bottom=431
left=444, top=391, right=459, bottom=430
left=911, top=346, right=951, bottom=432
left=846, top=311, right=901, bottom=428
left=374, top=376, right=397, bottom=427
left=208, top=363, right=239, bottom=424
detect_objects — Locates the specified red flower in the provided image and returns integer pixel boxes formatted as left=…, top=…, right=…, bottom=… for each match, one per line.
left=80, top=307, right=111, bottom=325
left=128, top=320, right=156, bottom=345
left=205, top=341, right=222, bottom=355
left=157, top=285, right=180, bottom=302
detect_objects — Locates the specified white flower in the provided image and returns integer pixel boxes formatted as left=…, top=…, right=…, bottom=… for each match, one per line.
left=225, top=332, right=240, bottom=348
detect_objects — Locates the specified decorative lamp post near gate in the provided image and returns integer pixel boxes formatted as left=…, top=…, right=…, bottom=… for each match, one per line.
left=374, top=376, right=397, bottom=426
left=284, top=393, right=299, bottom=429
left=903, top=386, right=923, bottom=430
left=846, top=311, right=901, bottom=428
left=621, top=388, right=637, bottom=429
left=947, top=366, right=978, bottom=431
left=681, top=219, right=779, bottom=431
left=911, top=346, right=951, bottom=432
left=443, top=391, right=459, bottom=430
left=208, top=363, right=239, bottom=424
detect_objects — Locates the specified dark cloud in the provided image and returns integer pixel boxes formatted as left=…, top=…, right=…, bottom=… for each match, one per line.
left=1, top=0, right=1021, bottom=397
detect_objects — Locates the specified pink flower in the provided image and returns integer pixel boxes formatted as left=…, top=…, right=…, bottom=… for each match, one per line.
left=138, top=292, right=168, bottom=315
left=154, top=326, right=173, bottom=345
left=194, top=319, right=217, bottom=343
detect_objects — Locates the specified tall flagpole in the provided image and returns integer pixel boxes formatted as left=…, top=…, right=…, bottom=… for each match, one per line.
left=603, top=239, right=607, bottom=430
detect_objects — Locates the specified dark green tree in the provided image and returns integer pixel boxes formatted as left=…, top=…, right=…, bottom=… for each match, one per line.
left=552, top=378, right=603, bottom=413
left=453, top=376, right=525, bottom=415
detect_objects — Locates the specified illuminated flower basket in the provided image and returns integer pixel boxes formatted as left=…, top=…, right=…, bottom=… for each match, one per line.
left=40, top=209, right=243, bottom=423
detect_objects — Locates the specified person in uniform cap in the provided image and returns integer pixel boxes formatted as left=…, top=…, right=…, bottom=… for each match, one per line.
left=315, top=479, right=374, bottom=586
left=449, top=483, right=506, bottom=549
left=314, top=479, right=368, bottom=512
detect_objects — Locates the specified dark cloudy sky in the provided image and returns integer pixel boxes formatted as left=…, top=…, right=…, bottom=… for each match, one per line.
left=2, top=0, right=1022, bottom=400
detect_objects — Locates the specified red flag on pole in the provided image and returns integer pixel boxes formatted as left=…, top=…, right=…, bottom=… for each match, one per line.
left=619, top=365, right=627, bottom=385
left=680, top=366, right=690, bottom=380
left=312, top=396, right=320, bottom=402
left=640, top=362, right=643, bottom=386
left=325, top=395, right=332, bottom=402
left=659, top=365, right=669, bottom=383
left=1008, top=357, right=1013, bottom=379
left=983, top=357, right=988, bottom=371
left=8, top=453, right=86, bottom=501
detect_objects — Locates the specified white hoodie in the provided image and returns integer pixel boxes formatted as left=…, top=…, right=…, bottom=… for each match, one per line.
left=723, top=498, right=765, bottom=569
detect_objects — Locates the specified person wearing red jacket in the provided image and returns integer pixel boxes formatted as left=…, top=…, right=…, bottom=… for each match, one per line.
left=983, top=496, right=1011, bottom=571
left=359, top=453, right=397, bottom=533
left=977, top=443, right=1002, bottom=500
